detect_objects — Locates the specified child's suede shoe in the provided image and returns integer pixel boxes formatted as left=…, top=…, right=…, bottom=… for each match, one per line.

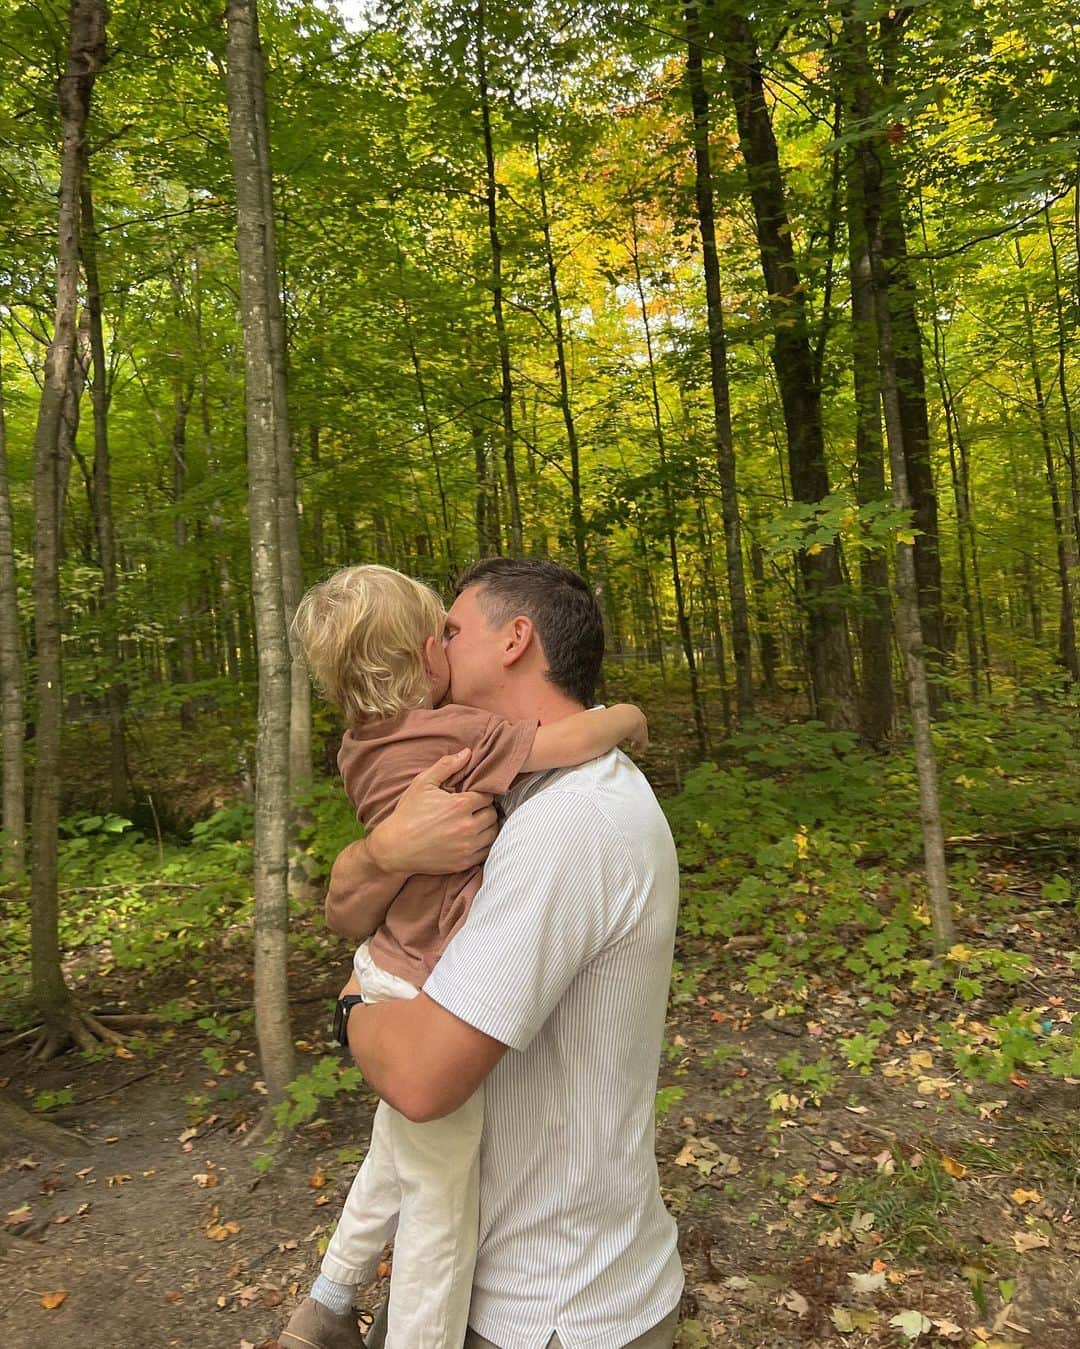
left=278, top=1296, right=368, bottom=1349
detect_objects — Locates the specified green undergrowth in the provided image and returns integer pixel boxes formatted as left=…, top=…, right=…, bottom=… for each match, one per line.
left=0, top=776, right=359, bottom=1021
left=665, top=694, right=1080, bottom=1088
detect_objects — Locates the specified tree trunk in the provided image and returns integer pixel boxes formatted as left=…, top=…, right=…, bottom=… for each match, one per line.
left=842, top=30, right=894, bottom=745
left=630, top=215, right=707, bottom=755
left=0, top=342, right=25, bottom=875
left=716, top=6, right=857, bottom=730
left=29, top=0, right=108, bottom=1057
left=869, top=211, right=954, bottom=954
left=1044, top=205, right=1080, bottom=558
left=248, top=31, right=309, bottom=794
left=1015, top=241, right=1080, bottom=682
left=226, top=0, right=296, bottom=1107
left=856, top=22, right=947, bottom=691
left=79, top=167, right=127, bottom=809
left=171, top=377, right=199, bottom=730
left=531, top=119, right=588, bottom=582
left=476, top=0, right=521, bottom=554
left=685, top=4, right=753, bottom=721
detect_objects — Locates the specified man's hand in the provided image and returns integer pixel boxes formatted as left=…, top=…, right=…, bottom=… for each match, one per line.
left=367, top=748, right=499, bottom=875
left=325, top=749, right=499, bottom=940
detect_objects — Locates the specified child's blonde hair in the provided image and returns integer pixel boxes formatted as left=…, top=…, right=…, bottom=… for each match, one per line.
left=292, top=564, right=445, bottom=726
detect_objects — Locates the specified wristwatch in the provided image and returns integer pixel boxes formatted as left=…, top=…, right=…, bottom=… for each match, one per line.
left=333, top=994, right=367, bottom=1048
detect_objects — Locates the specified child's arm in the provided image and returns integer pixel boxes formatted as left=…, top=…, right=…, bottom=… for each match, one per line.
left=523, top=704, right=648, bottom=772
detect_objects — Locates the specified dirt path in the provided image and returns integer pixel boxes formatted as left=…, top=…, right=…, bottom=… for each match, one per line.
left=4, top=893, right=1080, bottom=1348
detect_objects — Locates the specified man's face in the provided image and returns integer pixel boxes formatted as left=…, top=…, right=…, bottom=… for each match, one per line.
left=442, top=584, right=505, bottom=709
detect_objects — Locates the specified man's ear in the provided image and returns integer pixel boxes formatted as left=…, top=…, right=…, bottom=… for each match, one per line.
left=500, top=615, right=535, bottom=668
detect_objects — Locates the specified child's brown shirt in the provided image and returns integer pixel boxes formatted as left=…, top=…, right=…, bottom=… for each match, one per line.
left=337, top=704, right=537, bottom=986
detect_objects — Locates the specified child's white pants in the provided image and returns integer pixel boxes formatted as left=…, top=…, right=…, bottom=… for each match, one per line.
left=319, top=941, right=482, bottom=1349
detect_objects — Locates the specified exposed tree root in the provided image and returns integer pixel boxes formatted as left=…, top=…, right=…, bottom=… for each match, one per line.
left=0, top=1098, right=88, bottom=1155
left=29, top=1007, right=127, bottom=1062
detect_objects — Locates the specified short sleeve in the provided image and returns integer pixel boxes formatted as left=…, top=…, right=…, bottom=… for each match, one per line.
left=423, top=790, right=639, bottom=1050
left=448, top=708, right=537, bottom=797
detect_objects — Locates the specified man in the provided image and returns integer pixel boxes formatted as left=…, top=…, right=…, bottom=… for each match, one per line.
left=327, top=558, right=682, bottom=1349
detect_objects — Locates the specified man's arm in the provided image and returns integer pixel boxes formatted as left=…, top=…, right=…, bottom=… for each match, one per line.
left=345, top=990, right=507, bottom=1122
left=325, top=748, right=500, bottom=941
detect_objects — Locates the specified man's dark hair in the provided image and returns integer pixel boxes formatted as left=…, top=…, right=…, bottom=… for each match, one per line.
left=455, top=558, right=604, bottom=706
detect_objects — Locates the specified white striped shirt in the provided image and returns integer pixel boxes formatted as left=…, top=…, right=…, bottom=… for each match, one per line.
left=424, top=749, right=683, bottom=1349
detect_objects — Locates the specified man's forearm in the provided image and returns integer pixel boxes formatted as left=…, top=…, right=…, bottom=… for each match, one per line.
left=346, top=992, right=507, bottom=1123
left=324, top=838, right=405, bottom=941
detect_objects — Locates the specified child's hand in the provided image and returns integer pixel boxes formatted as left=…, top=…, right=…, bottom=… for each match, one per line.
left=624, top=708, right=649, bottom=753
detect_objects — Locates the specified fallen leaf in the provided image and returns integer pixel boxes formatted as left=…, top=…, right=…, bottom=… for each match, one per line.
left=41, top=1291, right=68, bottom=1310
left=779, top=1289, right=809, bottom=1317
left=889, top=1309, right=932, bottom=1339
left=308, top=1169, right=327, bottom=1189
left=932, top=1319, right=964, bottom=1340
left=941, top=1155, right=967, bottom=1179
left=832, top=1306, right=879, bottom=1333
left=192, top=1173, right=219, bottom=1189
left=1011, top=1188, right=1041, bottom=1206
left=847, top=1270, right=886, bottom=1295
left=106, top=1174, right=132, bottom=1187
left=205, top=1219, right=241, bottom=1241
left=1012, top=1231, right=1050, bottom=1251
left=15, top=1156, right=39, bottom=1171
left=723, top=1276, right=751, bottom=1290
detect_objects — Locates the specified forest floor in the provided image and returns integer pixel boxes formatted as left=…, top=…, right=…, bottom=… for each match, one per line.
left=3, top=689, right=1079, bottom=1348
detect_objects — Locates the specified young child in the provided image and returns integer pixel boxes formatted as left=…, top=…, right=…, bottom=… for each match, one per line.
left=279, top=564, right=647, bottom=1349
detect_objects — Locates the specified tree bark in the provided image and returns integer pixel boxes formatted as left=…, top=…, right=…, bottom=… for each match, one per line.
left=531, top=119, right=588, bottom=582
left=226, top=0, right=296, bottom=1106
left=685, top=4, right=753, bottom=721
left=716, top=5, right=858, bottom=730
left=858, top=20, right=947, bottom=690
left=29, top=0, right=108, bottom=1056
left=0, top=341, right=25, bottom=875
left=630, top=214, right=707, bottom=754
left=79, top=165, right=127, bottom=809
left=869, top=210, right=954, bottom=954
left=476, top=0, right=521, bottom=554
left=247, top=30, right=309, bottom=793
left=1015, top=241, right=1079, bottom=683
left=841, top=22, right=894, bottom=745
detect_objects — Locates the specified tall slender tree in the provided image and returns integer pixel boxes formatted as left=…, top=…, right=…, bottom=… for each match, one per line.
left=29, top=0, right=118, bottom=1057
left=225, top=0, right=296, bottom=1107
left=684, top=2, right=753, bottom=721
left=715, top=3, right=858, bottom=729
left=0, top=341, right=24, bottom=876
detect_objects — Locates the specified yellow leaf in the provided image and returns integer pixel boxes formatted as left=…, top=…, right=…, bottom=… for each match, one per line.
left=1011, top=1188, right=1041, bottom=1206
left=806, top=543, right=824, bottom=556
left=192, top=1173, right=218, bottom=1189
left=940, top=1155, right=967, bottom=1179
left=41, top=1291, right=68, bottom=1310
left=308, top=1168, right=327, bottom=1189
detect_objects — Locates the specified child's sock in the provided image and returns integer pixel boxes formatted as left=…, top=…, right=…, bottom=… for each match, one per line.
left=310, top=1272, right=356, bottom=1316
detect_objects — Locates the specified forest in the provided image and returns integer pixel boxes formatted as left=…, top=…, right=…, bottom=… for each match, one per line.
left=1, top=0, right=1079, bottom=1345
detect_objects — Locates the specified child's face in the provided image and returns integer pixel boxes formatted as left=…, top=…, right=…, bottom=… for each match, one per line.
left=423, top=628, right=451, bottom=706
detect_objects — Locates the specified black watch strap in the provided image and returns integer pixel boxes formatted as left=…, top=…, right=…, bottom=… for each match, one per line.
left=334, top=994, right=367, bottom=1048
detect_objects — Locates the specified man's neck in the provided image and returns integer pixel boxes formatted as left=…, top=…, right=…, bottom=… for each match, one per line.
left=490, top=683, right=585, bottom=726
